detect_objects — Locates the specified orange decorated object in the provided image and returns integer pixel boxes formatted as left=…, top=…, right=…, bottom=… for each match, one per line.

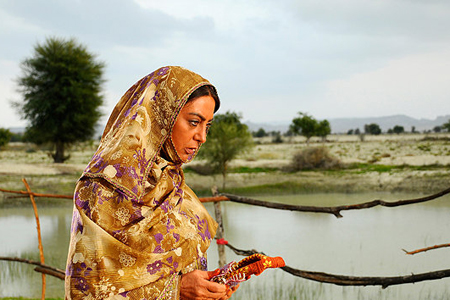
left=209, top=254, right=285, bottom=287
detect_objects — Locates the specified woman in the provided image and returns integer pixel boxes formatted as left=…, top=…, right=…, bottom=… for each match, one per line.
left=65, top=66, right=237, bottom=299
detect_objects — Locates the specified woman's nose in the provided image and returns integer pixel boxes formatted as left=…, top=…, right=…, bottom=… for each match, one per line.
left=195, top=127, right=207, bottom=143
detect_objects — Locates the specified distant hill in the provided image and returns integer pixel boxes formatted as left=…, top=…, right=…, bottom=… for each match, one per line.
left=246, top=115, right=450, bottom=134
left=8, top=114, right=450, bottom=136
left=329, top=114, right=450, bottom=134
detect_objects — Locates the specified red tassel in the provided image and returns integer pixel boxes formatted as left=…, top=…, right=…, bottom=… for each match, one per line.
left=216, top=238, right=229, bottom=245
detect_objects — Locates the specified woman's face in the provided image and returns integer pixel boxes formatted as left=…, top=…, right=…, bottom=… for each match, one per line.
left=172, top=95, right=215, bottom=162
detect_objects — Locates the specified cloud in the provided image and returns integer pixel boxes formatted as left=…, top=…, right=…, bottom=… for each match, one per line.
left=288, top=0, right=450, bottom=42
left=0, top=0, right=449, bottom=129
left=0, top=60, right=23, bottom=128
left=323, top=49, right=450, bottom=119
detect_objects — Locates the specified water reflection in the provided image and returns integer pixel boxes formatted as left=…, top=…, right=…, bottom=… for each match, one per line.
left=1, top=193, right=450, bottom=299
left=0, top=202, right=73, bottom=298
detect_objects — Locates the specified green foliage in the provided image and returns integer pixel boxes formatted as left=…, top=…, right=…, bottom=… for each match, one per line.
left=290, top=112, right=317, bottom=142
left=442, top=119, right=450, bottom=132
left=230, top=166, right=277, bottom=173
left=290, top=112, right=331, bottom=143
left=346, top=163, right=445, bottom=174
left=364, top=123, right=382, bottom=135
left=198, top=111, right=254, bottom=189
left=392, top=125, right=404, bottom=134
left=0, top=128, right=12, bottom=148
left=15, top=37, right=105, bottom=163
left=271, top=131, right=283, bottom=143
left=253, top=127, right=267, bottom=137
left=10, top=132, right=24, bottom=142
left=316, top=119, right=331, bottom=140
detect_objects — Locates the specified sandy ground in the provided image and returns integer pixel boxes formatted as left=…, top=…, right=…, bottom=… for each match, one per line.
left=0, top=133, right=449, bottom=194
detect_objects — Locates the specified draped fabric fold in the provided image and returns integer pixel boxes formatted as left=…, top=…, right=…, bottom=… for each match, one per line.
left=65, top=66, right=218, bottom=300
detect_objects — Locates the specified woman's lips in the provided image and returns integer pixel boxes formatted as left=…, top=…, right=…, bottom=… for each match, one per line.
left=185, top=148, right=196, bottom=155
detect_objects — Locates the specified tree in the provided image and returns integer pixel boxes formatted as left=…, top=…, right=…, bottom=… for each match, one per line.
left=15, top=37, right=105, bottom=163
left=0, top=128, right=12, bottom=148
left=393, top=125, right=404, bottom=134
left=198, top=111, right=254, bottom=190
left=253, top=127, right=267, bottom=138
left=316, top=120, right=331, bottom=141
left=433, top=126, right=442, bottom=133
left=364, top=123, right=382, bottom=135
left=290, top=112, right=318, bottom=144
left=271, top=131, right=283, bottom=143
left=290, top=112, right=332, bottom=143
left=442, top=120, right=450, bottom=132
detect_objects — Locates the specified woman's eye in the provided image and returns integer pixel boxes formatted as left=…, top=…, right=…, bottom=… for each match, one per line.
left=190, top=120, right=199, bottom=126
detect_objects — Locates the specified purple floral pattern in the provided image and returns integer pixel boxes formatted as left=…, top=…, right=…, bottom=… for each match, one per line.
left=66, top=67, right=218, bottom=299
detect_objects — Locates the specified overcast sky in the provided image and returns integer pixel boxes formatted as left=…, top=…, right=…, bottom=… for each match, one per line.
left=1, top=0, right=450, bottom=129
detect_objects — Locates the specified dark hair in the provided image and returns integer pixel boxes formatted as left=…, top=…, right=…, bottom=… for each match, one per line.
left=187, top=85, right=220, bottom=112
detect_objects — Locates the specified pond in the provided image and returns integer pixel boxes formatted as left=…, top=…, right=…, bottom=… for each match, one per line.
left=1, top=192, right=450, bottom=299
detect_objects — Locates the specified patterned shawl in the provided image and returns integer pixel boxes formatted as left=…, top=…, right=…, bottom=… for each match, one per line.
left=65, top=66, right=218, bottom=300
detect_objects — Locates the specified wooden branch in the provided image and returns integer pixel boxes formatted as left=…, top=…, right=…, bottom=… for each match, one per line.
left=199, top=195, right=229, bottom=203
left=0, top=185, right=226, bottom=202
left=403, top=243, right=450, bottom=255
left=281, top=266, right=450, bottom=289
left=0, top=187, right=72, bottom=199
left=22, top=178, right=46, bottom=300
left=34, top=267, right=65, bottom=280
left=223, top=242, right=450, bottom=288
left=0, top=256, right=65, bottom=280
left=221, top=187, right=450, bottom=218
left=221, top=239, right=262, bottom=256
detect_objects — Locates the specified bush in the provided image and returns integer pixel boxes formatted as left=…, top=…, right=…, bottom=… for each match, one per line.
left=0, top=128, right=12, bottom=148
left=290, top=147, right=341, bottom=171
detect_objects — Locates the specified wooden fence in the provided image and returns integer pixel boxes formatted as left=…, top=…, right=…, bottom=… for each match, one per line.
left=1, top=179, right=450, bottom=299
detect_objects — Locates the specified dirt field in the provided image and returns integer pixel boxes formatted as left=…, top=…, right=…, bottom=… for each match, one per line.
left=0, top=133, right=449, bottom=197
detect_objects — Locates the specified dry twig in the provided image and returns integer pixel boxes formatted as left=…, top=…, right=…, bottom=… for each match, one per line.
left=403, top=243, right=450, bottom=255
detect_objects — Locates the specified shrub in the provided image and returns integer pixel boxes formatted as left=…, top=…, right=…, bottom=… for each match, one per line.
left=0, top=128, right=12, bottom=148
left=290, top=147, right=341, bottom=171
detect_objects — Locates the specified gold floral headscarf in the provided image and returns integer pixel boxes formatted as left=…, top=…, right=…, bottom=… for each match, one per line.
left=65, top=66, right=218, bottom=300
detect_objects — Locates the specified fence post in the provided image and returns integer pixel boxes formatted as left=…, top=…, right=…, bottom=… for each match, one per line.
left=212, top=186, right=226, bottom=267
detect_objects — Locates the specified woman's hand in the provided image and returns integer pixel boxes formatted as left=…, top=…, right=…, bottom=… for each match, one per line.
left=220, top=284, right=239, bottom=300
left=180, top=270, right=239, bottom=299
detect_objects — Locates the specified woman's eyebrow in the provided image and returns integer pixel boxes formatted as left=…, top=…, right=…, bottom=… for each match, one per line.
left=188, top=112, right=213, bottom=122
left=188, top=112, right=205, bottom=121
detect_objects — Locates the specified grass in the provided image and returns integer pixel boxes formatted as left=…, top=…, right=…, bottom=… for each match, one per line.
left=194, top=179, right=364, bottom=197
left=229, top=166, right=278, bottom=173
left=341, top=163, right=448, bottom=174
